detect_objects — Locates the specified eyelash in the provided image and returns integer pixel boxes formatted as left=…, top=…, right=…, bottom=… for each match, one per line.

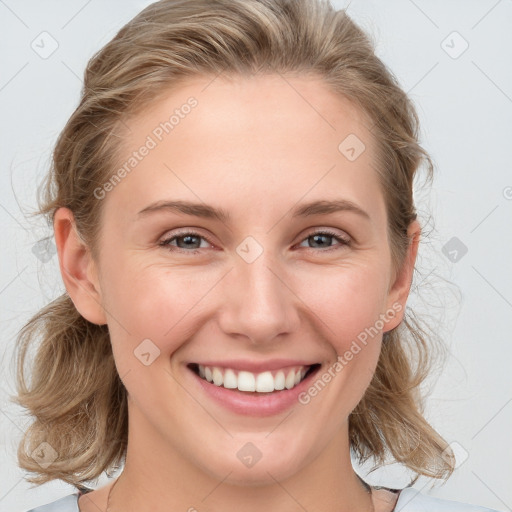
left=158, top=229, right=351, bottom=255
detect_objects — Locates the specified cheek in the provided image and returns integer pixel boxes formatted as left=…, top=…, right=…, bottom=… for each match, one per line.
left=294, top=262, right=390, bottom=349
left=286, top=266, right=389, bottom=424
left=98, top=256, right=207, bottom=364
left=295, top=264, right=389, bottom=404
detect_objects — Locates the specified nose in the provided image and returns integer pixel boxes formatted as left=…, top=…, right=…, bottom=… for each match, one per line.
left=216, top=250, right=301, bottom=345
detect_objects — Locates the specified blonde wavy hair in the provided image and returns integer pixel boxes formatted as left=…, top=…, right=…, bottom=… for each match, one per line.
left=13, top=0, right=455, bottom=489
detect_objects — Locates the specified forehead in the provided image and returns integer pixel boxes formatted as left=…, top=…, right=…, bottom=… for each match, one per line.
left=104, top=73, right=385, bottom=227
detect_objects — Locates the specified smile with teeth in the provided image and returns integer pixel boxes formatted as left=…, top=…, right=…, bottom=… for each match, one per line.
left=191, top=364, right=314, bottom=393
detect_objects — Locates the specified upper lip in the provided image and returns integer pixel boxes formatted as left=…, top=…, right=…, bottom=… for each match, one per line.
left=188, top=359, right=320, bottom=373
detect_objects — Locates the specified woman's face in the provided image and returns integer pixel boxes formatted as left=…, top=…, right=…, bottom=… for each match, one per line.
left=63, top=73, right=418, bottom=486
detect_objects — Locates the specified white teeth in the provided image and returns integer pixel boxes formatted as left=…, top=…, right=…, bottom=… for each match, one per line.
left=223, top=368, right=237, bottom=389
left=285, top=370, right=295, bottom=390
left=255, top=371, right=274, bottom=392
left=195, top=364, right=311, bottom=393
left=238, top=371, right=256, bottom=391
left=274, top=370, right=285, bottom=390
left=212, top=367, right=223, bottom=386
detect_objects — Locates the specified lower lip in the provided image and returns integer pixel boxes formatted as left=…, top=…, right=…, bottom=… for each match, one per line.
left=187, top=364, right=322, bottom=417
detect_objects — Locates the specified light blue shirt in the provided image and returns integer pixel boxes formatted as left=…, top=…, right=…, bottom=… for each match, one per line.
left=24, top=486, right=502, bottom=512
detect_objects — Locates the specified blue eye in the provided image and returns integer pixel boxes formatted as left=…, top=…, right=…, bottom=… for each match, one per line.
left=159, top=229, right=350, bottom=255
left=298, top=230, right=350, bottom=251
left=159, top=231, right=212, bottom=254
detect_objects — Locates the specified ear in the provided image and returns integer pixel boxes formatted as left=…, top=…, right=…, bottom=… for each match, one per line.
left=53, top=207, right=107, bottom=325
left=383, top=220, right=421, bottom=332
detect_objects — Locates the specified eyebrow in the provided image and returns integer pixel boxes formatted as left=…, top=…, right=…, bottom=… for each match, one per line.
left=136, top=198, right=371, bottom=223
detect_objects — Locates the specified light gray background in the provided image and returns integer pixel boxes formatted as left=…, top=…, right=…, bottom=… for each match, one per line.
left=1, top=1, right=511, bottom=511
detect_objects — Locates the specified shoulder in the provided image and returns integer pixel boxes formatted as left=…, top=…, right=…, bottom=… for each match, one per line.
left=23, top=493, right=80, bottom=512
left=395, top=487, right=501, bottom=512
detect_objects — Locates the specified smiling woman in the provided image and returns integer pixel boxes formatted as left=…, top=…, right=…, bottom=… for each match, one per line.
left=12, top=1, right=499, bottom=512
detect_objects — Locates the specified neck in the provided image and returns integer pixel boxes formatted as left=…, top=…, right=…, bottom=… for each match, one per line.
left=107, top=408, right=373, bottom=512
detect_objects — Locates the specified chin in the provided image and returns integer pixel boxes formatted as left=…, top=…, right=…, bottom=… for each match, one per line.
left=214, top=462, right=300, bottom=488
left=193, top=442, right=307, bottom=487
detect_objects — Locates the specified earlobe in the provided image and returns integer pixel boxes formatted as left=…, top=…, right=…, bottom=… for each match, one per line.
left=53, top=207, right=107, bottom=325
left=384, top=220, right=421, bottom=332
